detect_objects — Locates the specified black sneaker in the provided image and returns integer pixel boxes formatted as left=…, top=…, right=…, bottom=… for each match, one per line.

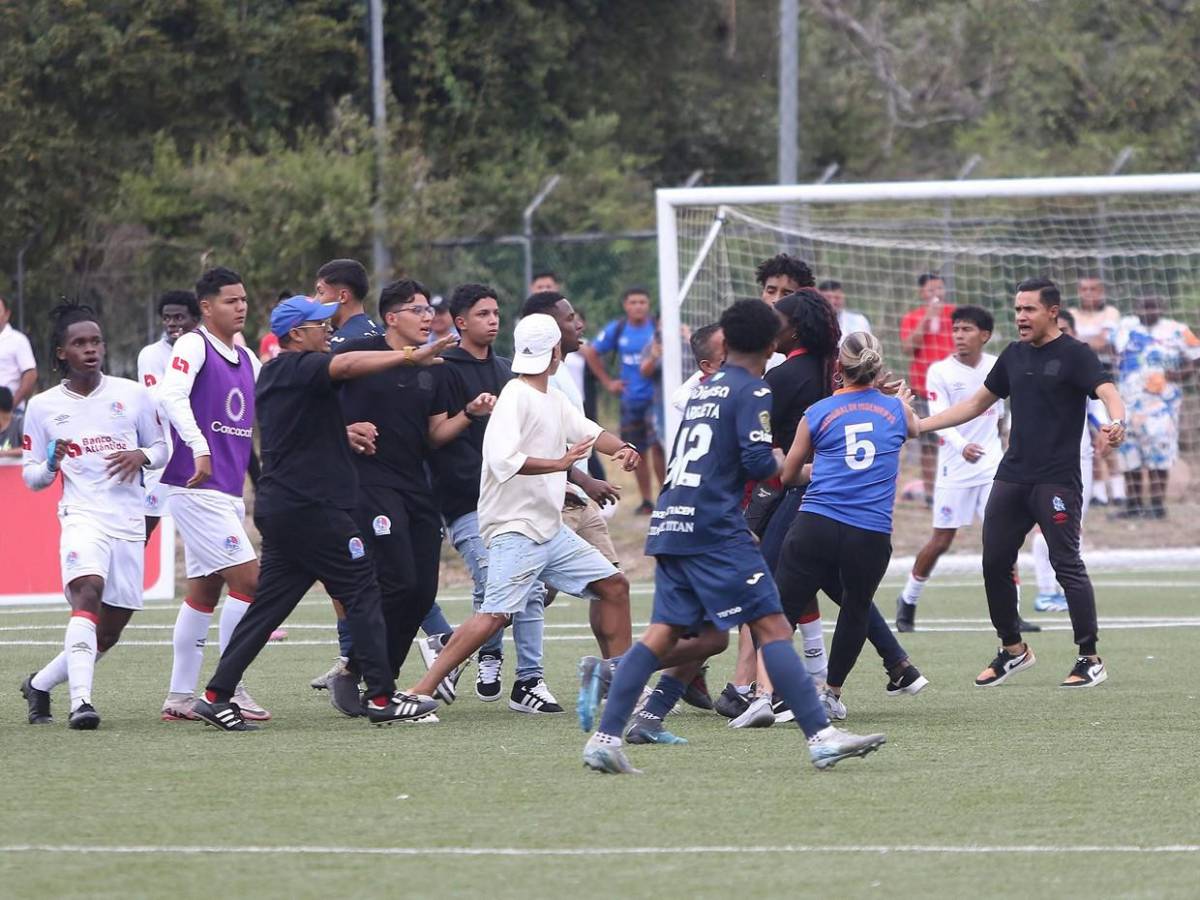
left=475, top=652, right=503, bottom=701
left=1017, top=616, right=1042, bottom=633
left=20, top=673, right=53, bottom=725
left=681, top=664, right=714, bottom=710
left=771, top=695, right=793, bottom=724
left=365, top=691, right=439, bottom=725
left=974, top=644, right=1036, bottom=687
left=67, top=702, right=101, bottom=731
left=1060, top=656, right=1107, bottom=688
left=895, top=596, right=916, bottom=632
left=509, top=677, right=564, bottom=714
left=885, top=664, right=929, bottom=697
left=193, top=698, right=259, bottom=731
left=329, top=670, right=364, bottom=718
left=713, top=682, right=751, bottom=719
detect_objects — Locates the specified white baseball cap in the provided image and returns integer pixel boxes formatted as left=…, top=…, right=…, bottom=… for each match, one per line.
left=511, top=314, right=562, bottom=374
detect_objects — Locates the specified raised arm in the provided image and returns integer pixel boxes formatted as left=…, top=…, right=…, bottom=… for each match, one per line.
left=328, top=336, right=454, bottom=381
left=919, top=384, right=1000, bottom=434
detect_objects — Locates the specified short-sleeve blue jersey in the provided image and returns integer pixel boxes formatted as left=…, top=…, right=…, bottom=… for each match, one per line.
left=592, top=318, right=657, bottom=405
left=645, top=363, right=778, bottom=556
left=800, top=387, right=909, bottom=534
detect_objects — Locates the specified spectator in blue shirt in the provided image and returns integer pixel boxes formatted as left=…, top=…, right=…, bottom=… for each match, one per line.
left=582, top=287, right=663, bottom=512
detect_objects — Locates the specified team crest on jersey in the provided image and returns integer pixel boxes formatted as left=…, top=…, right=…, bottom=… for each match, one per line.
left=225, top=388, right=247, bottom=423
left=65, top=551, right=79, bottom=567
left=372, top=515, right=392, bottom=536
left=928, top=391, right=938, bottom=401
left=758, top=410, right=771, bottom=432
left=224, top=535, right=241, bottom=553
left=110, top=401, right=126, bottom=418
left=348, top=537, right=366, bottom=560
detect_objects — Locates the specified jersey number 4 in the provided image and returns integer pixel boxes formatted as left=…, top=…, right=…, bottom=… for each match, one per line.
left=664, top=422, right=713, bottom=488
left=843, top=423, right=876, bottom=470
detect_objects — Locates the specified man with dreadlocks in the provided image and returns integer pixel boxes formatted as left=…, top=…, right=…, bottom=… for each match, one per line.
left=20, top=303, right=167, bottom=729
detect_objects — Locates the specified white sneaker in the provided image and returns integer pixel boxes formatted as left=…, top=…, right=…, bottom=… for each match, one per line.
left=818, top=685, right=847, bottom=721
left=232, top=682, right=271, bottom=721
left=161, top=694, right=200, bottom=722
left=310, top=656, right=349, bottom=691
left=728, top=695, right=774, bottom=728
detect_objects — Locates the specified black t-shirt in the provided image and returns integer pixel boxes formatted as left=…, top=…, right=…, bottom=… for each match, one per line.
left=984, top=334, right=1110, bottom=487
left=334, top=334, right=447, bottom=493
left=765, top=351, right=827, bottom=453
left=255, top=351, right=357, bottom=516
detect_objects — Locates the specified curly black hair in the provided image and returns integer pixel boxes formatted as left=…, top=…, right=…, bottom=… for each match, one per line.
left=49, top=300, right=101, bottom=374
left=450, top=283, right=499, bottom=321
left=719, top=298, right=781, bottom=355
left=775, top=287, right=841, bottom=393
left=754, top=253, right=814, bottom=289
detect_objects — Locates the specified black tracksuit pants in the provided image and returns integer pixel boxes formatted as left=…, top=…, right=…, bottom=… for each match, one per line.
left=352, top=486, right=442, bottom=678
left=982, top=480, right=1098, bottom=654
left=208, top=505, right=396, bottom=700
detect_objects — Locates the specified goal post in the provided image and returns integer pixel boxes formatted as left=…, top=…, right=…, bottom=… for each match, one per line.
left=656, top=173, right=1200, bottom=537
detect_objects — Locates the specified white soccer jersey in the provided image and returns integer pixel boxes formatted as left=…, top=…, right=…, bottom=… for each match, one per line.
left=1081, top=397, right=1108, bottom=462
left=22, top=375, right=167, bottom=540
left=926, top=353, right=1004, bottom=488
left=137, top=336, right=173, bottom=390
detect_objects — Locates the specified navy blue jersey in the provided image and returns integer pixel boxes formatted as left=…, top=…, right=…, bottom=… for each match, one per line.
left=645, top=363, right=778, bottom=556
left=329, top=313, right=381, bottom=349
left=800, top=387, right=909, bottom=534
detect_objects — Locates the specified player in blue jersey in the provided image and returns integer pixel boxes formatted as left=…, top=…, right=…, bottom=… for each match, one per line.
left=776, top=332, right=927, bottom=715
left=582, top=300, right=887, bottom=774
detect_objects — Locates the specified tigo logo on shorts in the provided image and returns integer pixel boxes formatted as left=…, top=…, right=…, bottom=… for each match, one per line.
left=372, top=515, right=392, bottom=536
left=348, top=537, right=366, bottom=560
left=224, top=535, right=241, bottom=553
left=716, top=605, right=744, bottom=618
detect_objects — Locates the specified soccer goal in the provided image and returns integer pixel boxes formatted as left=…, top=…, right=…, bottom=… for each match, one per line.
left=656, top=174, right=1200, bottom=540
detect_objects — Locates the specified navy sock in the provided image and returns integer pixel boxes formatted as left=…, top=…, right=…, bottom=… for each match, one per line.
left=336, top=618, right=354, bottom=658
left=760, top=638, right=829, bottom=738
left=643, top=674, right=687, bottom=720
left=598, top=643, right=660, bottom=737
left=421, top=602, right=453, bottom=638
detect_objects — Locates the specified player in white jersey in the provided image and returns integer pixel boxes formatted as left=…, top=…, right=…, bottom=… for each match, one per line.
left=19, top=303, right=166, bottom=729
left=1031, top=310, right=1108, bottom=611
left=896, top=307, right=1005, bottom=632
left=136, top=289, right=201, bottom=535
left=157, top=267, right=268, bottom=722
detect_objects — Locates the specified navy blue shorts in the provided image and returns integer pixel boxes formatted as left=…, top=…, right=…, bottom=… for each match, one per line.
left=651, top=537, right=783, bottom=631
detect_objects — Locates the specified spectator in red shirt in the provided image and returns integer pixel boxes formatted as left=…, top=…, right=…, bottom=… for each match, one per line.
left=899, top=273, right=956, bottom=504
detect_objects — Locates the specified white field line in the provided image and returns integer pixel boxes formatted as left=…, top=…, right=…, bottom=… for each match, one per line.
left=0, top=843, right=1197, bottom=857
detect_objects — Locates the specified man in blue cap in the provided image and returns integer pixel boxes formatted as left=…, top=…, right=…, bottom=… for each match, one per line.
left=192, top=297, right=452, bottom=731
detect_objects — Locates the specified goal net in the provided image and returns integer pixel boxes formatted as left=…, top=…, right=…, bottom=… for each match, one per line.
left=656, top=175, right=1200, bottom=550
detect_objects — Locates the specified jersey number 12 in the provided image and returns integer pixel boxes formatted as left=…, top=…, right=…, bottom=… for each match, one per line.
left=665, top=422, right=713, bottom=488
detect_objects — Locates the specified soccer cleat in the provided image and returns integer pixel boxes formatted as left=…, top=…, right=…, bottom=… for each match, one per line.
left=509, top=677, right=565, bottom=714
left=626, top=713, right=688, bottom=745
left=681, top=665, right=714, bottom=710
left=576, top=655, right=610, bottom=732
left=310, top=656, right=349, bottom=691
left=728, top=695, right=774, bottom=729
left=364, top=692, right=439, bottom=726
left=885, top=665, right=929, bottom=697
left=1017, top=616, right=1042, bottom=633
left=714, top=683, right=752, bottom=719
left=895, top=596, right=916, bottom=632
left=193, top=698, right=259, bottom=732
left=582, top=736, right=643, bottom=774
left=475, top=652, right=503, bottom=701
left=771, top=696, right=794, bottom=724
left=818, top=684, right=848, bottom=721
left=329, top=670, right=364, bottom=718
left=1034, top=592, right=1068, bottom=613
left=807, top=725, right=886, bottom=770
left=161, top=695, right=201, bottom=722
left=20, top=674, right=53, bottom=725
left=975, top=644, right=1036, bottom=687
left=1061, top=656, right=1107, bottom=688
left=232, top=682, right=271, bottom=721
left=68, top=702, right=101, bottom=730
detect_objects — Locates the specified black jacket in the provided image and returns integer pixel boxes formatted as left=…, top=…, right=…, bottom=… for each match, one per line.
left=432, top=346, right=514, bottom=522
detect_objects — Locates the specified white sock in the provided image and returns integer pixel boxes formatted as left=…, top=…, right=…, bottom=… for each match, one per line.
left=591, top=732, right=621, bottom=746
left=1109, top=476, right=1126, bottom=501
left=32, top=649, right=106, bottom=692
left=1092, top=479, right=1109, bottom=503
left=901, top=573, right=928, bottom=605
left=1031, top=533, right=1059, bottom=595
left=170, top=600, right=213, bottom=696
left=734, top=684, right=752, bottom=696
left=219, top=593, right=252, bottom=654
left=65, top=614, right=98, bottom=711
left=798, top=619, right=828, bottom=682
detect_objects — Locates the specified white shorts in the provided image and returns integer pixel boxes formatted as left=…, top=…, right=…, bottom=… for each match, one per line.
left=168, top=489, right=256, bottom=578
left=932, top=482, right=992, bottom=530
left=60, top=517, right=144, bottom=610
left=143, top=473, right=169, bottom=518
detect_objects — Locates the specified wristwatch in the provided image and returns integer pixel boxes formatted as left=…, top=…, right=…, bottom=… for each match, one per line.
left=1109, top=419, right=1125, bottom=430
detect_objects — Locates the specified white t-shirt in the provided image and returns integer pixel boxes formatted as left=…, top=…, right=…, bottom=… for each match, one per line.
left=137, top=336, right=177, bottom=490
left=479, top=377, right=603, bottom=545
left=926, top=353, right=1004, bottom=488
left=1081, top=397, right=1108, bottom=462
left=22, top=375, right=167, bottom=540
left=564, top=342, right=587, bottom=401
left=0, top=323, right=36, bottom=406
left=549, top=362, right=589, bottom=500
left=838, top=309, right=872, bottom=343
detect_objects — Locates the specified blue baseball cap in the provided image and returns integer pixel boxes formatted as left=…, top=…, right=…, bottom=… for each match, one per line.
left=270, top=296, right=337, bottom=338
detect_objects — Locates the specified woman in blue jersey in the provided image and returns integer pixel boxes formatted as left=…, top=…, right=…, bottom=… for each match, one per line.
left=777, top=332, right=927, bottom=710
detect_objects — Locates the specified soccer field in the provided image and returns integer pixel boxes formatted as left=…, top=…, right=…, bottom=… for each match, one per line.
left=3, top=572, right=1199, bottom=899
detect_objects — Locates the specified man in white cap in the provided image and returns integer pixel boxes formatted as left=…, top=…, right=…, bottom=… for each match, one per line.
left=405, top=314, right=641, bottom=716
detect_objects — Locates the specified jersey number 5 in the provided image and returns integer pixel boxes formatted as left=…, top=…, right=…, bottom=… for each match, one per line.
left=665, top=422, right=713, bottom=488
left=843, top=422, right=876, bottom=470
